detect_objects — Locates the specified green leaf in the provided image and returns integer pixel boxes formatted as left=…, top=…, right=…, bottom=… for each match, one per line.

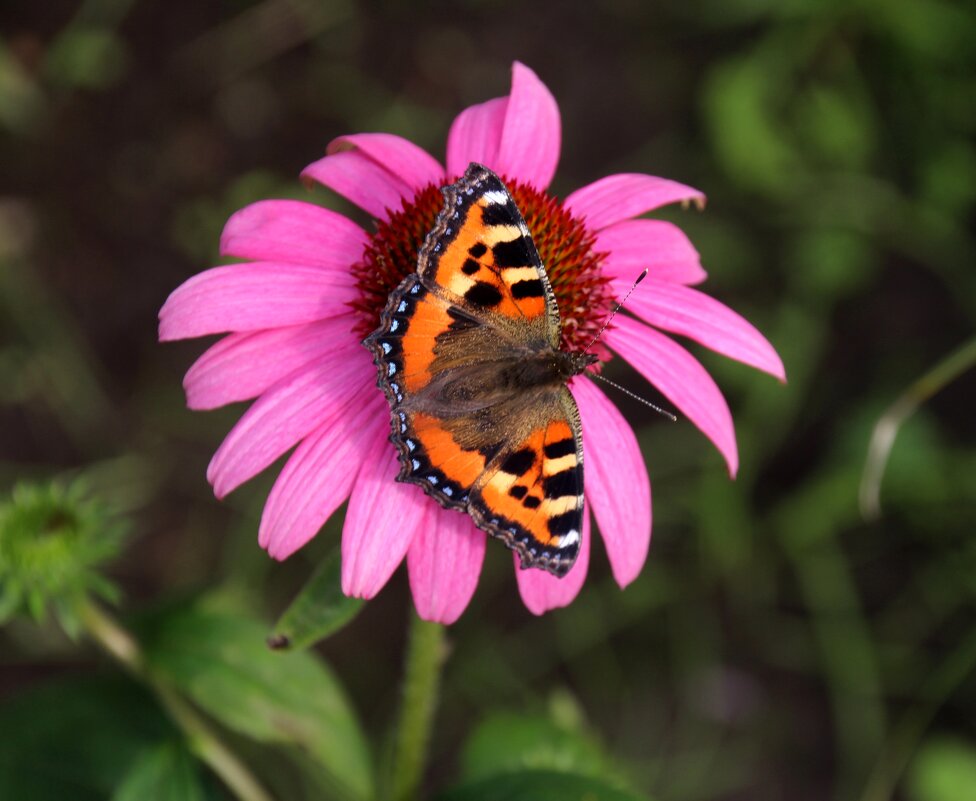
left=269, top=549, right=363, bottom=650
left=436, top=769, right=650, bottom=801
left=111, top=742, right=209, bottom=801
left=0, top=676, right=173, bottom=801
left=461, top=712, right=620, bottom=786
left=909, top=737, right=976, bottom=801
left=138, top=598, right=373, bottom=801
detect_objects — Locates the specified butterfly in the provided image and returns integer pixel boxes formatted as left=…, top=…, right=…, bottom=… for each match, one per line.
left=363, top=163, right=597, bottom=577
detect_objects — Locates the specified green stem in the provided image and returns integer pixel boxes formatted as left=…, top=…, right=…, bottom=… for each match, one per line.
left=78, top=600, right=276, bottom=801
left=390, top=613, right=448, bottom=801
left=860, top=335, right=976, bottom=520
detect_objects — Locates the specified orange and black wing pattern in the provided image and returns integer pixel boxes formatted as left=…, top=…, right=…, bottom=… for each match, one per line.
left=467, top=390, right=584, bottom=576
left=363, top=276, right=479, bottom=510
left=363, top=164, right=584, bottom=576
left=417, top=163, right=560, bottom=346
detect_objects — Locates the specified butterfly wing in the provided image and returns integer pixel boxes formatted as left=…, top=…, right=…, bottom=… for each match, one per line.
left=364, top=274, right=498, bottom=511
left=467, top=386, right=584, bottom=576
left=417, top=162, right=561, bottom=348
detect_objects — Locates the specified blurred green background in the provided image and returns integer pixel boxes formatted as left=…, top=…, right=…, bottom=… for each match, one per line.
left=1, top=1, right=974, bottom=800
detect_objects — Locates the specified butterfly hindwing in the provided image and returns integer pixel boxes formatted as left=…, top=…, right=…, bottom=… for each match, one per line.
left=468, top=387, right=584, bottom=576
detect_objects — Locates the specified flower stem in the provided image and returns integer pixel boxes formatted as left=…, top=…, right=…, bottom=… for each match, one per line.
left=78, top=599, right=276, bottom=801
left=390, top=613, right=448, bottom=801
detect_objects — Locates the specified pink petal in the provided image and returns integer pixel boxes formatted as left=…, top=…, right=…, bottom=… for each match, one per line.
left=564, top=173, right=706, bottom=231
left=328, top=133, right=445, bottom=194
left=515, top=509, right=591, bottom=614
left=301, top=150, right=413, bottom=221
left=183, top=314, right=358, bottom=410
left=571, top=378, right=651, bottom=588
left=446, top=97, right=507, bottom=178
left=407, top=504, right=487, bottom=624
left=220, top=200, right=368, bottom=270
left=494, top=62, right=561, bottom=190
left=158, top=262, right=357, bottom=341
left=595, top=219, right=708, bottom=285
left=605, top=315, right=738, bottom=476
left=207, top=344, right=373, bottom=498
left=342, top=437, right=428, bottom=599
left=259, top=393, right=388, bottom=559
left=612, top=279, right=786, bottom=381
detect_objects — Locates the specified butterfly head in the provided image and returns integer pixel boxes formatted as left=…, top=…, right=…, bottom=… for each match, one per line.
left=565, top=350, right=599, bottom=378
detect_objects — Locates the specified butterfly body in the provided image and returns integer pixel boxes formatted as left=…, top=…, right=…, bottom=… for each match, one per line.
left=364, top=163, right=593, bottom=577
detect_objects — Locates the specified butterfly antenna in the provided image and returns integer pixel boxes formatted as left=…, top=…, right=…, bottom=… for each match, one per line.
left=581, top=268, right=677, bottom=422
left=581, top=269, right=647, bottom=356
left=590, top=373, right=677, bottom=421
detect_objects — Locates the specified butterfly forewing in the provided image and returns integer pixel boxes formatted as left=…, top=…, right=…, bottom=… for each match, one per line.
left=417, top=164, right=560, bottom=347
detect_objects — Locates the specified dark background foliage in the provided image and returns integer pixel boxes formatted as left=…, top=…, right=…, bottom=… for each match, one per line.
left=1, top=1, right=974, bottom=799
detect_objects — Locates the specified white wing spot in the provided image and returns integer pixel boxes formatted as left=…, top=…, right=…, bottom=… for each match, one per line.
left=559, top=529, right=580, bottom=547
left=390, top=319, right=399, bottom=332
left=397, top=300, right=407, bottom=313
left=482, top=190, right=509, bottom=206
left=382, top=342, right=392, bottom=354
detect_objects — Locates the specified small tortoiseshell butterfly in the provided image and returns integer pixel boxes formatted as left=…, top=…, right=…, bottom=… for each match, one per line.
left=364, top=163, right=596, bottom=577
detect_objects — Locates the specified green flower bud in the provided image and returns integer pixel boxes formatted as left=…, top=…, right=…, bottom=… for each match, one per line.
left=0, top=481, right=125, bottom=637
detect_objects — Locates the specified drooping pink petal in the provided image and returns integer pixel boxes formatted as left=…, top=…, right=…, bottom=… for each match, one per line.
left=611, top=278, right=786, bottom=381
left=605, top=315, right=738, bottom=476
left=259, top=392, right=388, bottom=559
left=158, top=263, right=357, bottom=341
left=301, top=150, right=413, bottom=221
left=493, top=62, right=561, bottom=190
left=342, top=436, right=428, bottom=599
left=565, top=173, right=706, bottom=231
left=446, top=97, right=507, bottom=178
left=595, top=219, right=707, bottom=285
left=571, top=377, right=651, bottom=588
left=207, top=344, right=373, bottom=498
left=183, top=314, right=358, bottom=410
left=220, top=200, right=368, bottom=270
left=515, top=509, right=591, bottom=614
left=328, top=133, right=445, bottom=194
left=407, top=503, right=487, bottom=624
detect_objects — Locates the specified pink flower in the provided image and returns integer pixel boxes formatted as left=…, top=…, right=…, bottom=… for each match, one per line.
left=159, top=62, right=784, bottom=623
